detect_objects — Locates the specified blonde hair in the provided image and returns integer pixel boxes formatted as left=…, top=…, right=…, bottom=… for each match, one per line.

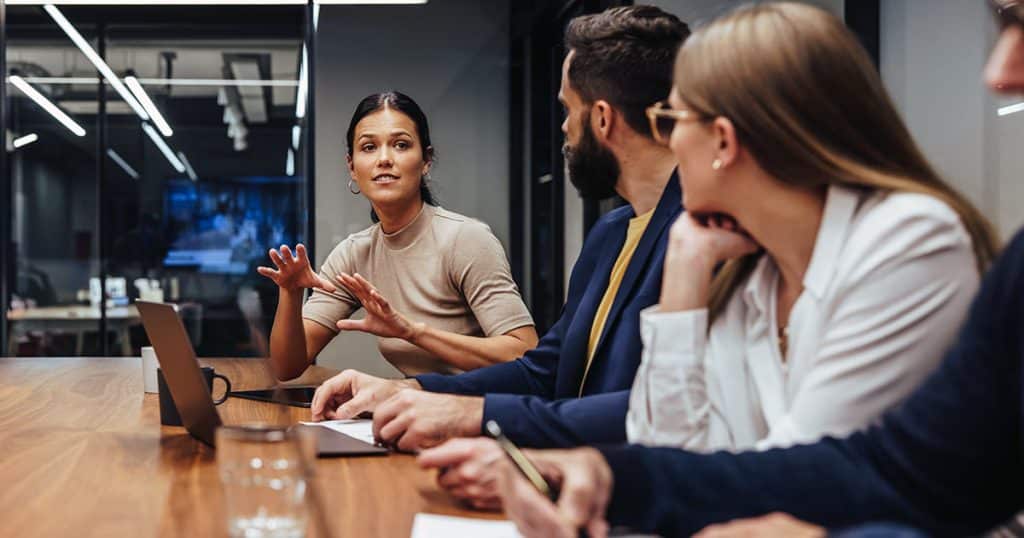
left=674, top=2, right=1000, bottom=322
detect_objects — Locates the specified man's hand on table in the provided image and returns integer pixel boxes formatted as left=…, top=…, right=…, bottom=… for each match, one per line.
left=310, top=369, right=421, bottom=421
left=310, top=369, right=483, bottom=452
left=372, top=390, right=483, bottom=452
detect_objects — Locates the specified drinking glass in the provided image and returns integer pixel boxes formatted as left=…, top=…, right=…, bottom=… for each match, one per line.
left=217, top=424, right=316, bottom=538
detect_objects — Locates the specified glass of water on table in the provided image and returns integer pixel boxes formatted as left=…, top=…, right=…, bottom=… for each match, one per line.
left=217, top=424, right=317, bottom=538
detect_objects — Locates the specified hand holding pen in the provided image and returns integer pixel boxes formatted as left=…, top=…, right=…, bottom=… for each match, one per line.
left=487, top=420, right=613, bottom=538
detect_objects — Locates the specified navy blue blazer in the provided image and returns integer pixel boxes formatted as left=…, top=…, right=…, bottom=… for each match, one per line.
left=415, top=173, right=682, bottom=448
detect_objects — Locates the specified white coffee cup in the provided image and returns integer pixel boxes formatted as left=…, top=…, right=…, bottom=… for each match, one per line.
left=142, top=346, right=159, bottom=393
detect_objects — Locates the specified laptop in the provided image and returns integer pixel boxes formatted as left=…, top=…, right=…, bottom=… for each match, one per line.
left=136, top=300, right=387, bottom=456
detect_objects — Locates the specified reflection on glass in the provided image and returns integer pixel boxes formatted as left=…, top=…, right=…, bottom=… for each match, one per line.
left=6, top=5, right=308, bottom=357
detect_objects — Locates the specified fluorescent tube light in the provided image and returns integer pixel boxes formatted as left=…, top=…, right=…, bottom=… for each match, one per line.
left=142, top=123, right=186, bottom=173
left=10, top=0, right=425, bottom=4
left=13, top=133, right=39, bottom=148
left=106, top=149, right=140, bottom=179
left=12, top=76, right=298, bottom=87
left=316, top=0, right=427, bottom=3
left=286, top=148, right=295, bottom=176
left=9, top=75, right=87, bottom=136
left=178, top=152, right=198, bottom=181
left=998, top=102, right=1024, bottom=117
left=125, top=76, right=173, bottom=136
left=11, top=1, right=304, bottom=5
left=139, top=78, right=297, bottom=87
left=44, top=4, right=150, bottom=121
left=229, top=61, right=268, bottom=124
left=292, top=125, right=302, bottom=149
left=295, top=45, right=307, bottom=119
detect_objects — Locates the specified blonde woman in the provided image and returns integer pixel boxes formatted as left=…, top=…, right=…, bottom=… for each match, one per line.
left=623, top=3, right=998, bottom=451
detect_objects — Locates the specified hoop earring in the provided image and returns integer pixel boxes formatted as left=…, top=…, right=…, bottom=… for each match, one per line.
left=712, top=159, right=723, bottom=171
left=348, top=179, right=361, bottom=195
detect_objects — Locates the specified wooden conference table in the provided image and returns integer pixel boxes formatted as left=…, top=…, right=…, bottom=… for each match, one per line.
left=0, top=357, right=502, bottom=537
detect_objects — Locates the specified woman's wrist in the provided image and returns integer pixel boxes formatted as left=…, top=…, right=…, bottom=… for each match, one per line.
left=279, top=285, right=305, bottom=300
left=404, top=320, right=428, bottom=344
left=659, top=249, right=717, bottom=312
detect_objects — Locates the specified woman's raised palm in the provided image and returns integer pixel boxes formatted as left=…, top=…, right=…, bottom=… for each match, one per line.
left=257, top=244, right=337, bottom=293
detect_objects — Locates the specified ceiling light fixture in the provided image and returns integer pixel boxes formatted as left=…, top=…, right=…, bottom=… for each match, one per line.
left=12, top=1, right=305, bottom=4
left=44, top=4, right=150, bottom=121
left=125, top=75, right=173, bottom=136
left=292, top=125, right=301, bottom=149
left=998, top=102, right=1024, bottom=117
left=139, top=77, right=297, bottom=87
left=228, top=59, right=268, bottom=124
left=286, top=148, right=295, bottom=176
left=9, top=75, right=87, bottom=136
left=142, top=123, right=185, bottom=173
left=178, top=152, right=198, bottom=181
left=315, top=0, right=426, bottom=3
left=10, top=1, right=425, bottom=4
left=295, top=45, right=307, bottom=119
left=106, top=149, right=140, bottom=179
left=13, top=133, right=39, bottom=149
left=12, top=76, right=298, bottom=87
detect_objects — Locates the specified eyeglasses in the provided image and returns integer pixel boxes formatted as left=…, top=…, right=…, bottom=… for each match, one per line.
left=991, top=0, right=1024, bottom=29
left=645, top=100, right=703, bottom=145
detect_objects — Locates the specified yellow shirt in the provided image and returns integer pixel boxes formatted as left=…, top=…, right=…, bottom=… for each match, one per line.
left=580, top=208, right=655, bottom=394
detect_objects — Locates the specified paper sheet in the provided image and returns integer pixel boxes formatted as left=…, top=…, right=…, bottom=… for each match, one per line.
left=410, top=513, right=521, bottom=538
left=300, top=419, right=376, bottom=445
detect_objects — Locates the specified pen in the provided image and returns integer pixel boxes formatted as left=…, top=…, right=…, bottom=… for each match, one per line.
left=485, top=420, right=557, bottom=502
left=487, top=421, right=599, bottom=538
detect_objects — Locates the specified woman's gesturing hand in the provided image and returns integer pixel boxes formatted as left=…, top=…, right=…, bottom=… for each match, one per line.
left=334, top=272, right=424, bottom=341
left=257, top=244, right=338, bottom=293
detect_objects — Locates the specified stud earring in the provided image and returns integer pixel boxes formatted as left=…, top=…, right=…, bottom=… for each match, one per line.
left=348, top=179, right=361, bottom=195
left=712, top=159, right=723, bottom=171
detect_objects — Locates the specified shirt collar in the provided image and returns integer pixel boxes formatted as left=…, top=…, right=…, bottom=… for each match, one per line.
left=741, top=185, right=861, bottom=312
left=741, top=254, right=775, bottom=315
left=802, top=185, right=860, bottom=299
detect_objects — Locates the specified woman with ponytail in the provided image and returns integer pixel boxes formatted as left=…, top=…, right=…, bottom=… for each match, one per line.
left=260, top=91, right=536, bottom=380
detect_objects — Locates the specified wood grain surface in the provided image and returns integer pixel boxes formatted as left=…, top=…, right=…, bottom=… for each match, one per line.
left=0, top=357, right=502, bottom=537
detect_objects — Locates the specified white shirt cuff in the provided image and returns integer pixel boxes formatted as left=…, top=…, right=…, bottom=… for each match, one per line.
left=640, top=305, right=708, bottom=367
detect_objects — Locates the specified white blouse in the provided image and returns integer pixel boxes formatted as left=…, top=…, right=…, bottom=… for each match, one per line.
left=626, top=186, right=980, bottom=452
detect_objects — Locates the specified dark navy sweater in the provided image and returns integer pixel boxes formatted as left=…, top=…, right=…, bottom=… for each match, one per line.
left=599, top=228, right=1024, bottom=537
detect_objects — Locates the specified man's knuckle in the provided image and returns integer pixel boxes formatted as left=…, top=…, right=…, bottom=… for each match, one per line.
left=461, top=467, right=478, bottom=482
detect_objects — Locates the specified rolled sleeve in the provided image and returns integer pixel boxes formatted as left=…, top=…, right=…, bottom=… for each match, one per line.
left=642, top=306, right=708, bottom=368
left=627, top=305, right=715, bottom=448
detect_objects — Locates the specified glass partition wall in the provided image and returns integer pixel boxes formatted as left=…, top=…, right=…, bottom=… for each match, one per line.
left=0, top=0, right=636, bottom=365
left=3, top=5, right=310, bottom=357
